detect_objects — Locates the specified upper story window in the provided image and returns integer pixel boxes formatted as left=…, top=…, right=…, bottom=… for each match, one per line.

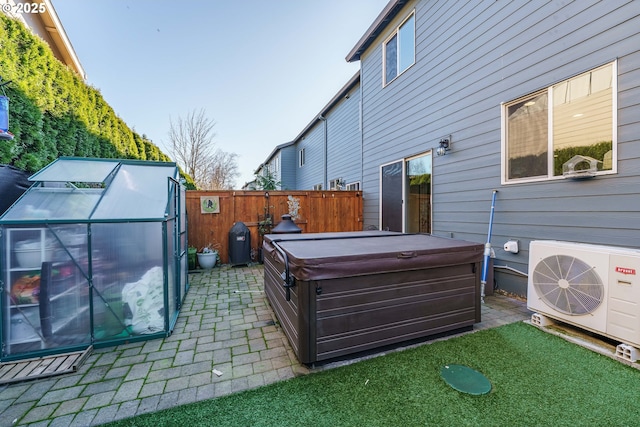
left=299, top=148, right=305, bottom=167
left=502, top=61, right=616, bottom=183
left=383, top=12, right=415, bottom=86
left=268, top=156, right=280, bottom=177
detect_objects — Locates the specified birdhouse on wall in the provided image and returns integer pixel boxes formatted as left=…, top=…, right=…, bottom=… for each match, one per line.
left=562, top=155, right=599, bottom=179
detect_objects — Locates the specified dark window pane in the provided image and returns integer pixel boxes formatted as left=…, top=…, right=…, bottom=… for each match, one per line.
left=385, top=35, right=398, bottom=84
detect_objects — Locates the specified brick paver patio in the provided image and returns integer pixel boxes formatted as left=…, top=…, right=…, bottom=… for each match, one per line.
left=0, top=264, right=531, bottom=426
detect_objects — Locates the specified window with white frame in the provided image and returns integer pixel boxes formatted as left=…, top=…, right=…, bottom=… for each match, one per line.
left=503, top=62, right=616, bottom=183
left=383, top=12, right=415, bottom=86
left=313, top=183, right=322, bottom=191
left=346, top=182, right=360, bottom=191
left=329, top=178, right=344, bottom=190
left=299, top=148, right=305, bottom=167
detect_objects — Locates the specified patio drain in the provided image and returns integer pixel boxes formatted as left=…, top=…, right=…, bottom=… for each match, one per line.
left=440, top=364, right=492, bottom=395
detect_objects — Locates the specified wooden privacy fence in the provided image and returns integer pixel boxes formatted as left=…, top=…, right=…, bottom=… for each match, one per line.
left=186, top=190, right=363, bottom=264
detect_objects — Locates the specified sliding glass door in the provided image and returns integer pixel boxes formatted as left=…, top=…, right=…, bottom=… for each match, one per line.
left=380, top=152, right=432, bottom=233
left=406, top=153, right=431, bottom=233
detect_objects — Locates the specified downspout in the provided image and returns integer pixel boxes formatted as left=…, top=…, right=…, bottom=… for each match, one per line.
left=359, top=70, right=364, bottom=193
left=319, top=114, right=327, bottom=189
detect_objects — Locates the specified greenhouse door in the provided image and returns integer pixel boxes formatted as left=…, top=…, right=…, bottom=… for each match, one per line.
left=171, top=178, right=187, bottom=308
left=178, top=183, right=187, bottom=299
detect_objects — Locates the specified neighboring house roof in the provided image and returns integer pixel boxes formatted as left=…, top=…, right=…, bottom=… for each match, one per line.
left=253, top=69, right=361, bottom=179
left=254, top=140, right=295, bottom=175
left=3, top=0, right=86, bottom=79
left=346, top=0, right=409, bottom=62
left=291, top=71, right=360, bottom=142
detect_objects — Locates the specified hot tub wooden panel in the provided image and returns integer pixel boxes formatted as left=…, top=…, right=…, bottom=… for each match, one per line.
left=263, top=232, right=483, bottom=364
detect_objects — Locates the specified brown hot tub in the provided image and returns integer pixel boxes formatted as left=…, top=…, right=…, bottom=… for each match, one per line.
left=263, top=231, right=483, bottom=364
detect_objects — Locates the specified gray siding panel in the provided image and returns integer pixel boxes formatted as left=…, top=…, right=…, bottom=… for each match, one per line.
left=296, top=122, right=325, bottom=189
left=358, top=0, right=640, bottom=295
left=326, top=83, right=362, bottom=186
left=280, top=146, right=297, bottom=190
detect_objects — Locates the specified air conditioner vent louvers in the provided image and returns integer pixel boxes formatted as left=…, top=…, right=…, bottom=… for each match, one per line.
left=532, top=255, right=604, bottom=315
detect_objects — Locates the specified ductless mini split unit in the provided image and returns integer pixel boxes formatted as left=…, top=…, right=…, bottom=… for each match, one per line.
left=528, top=240, right=640, bottom=361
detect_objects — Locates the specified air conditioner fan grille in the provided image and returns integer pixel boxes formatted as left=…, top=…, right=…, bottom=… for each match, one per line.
left=532, top=254, right=604, bottom=315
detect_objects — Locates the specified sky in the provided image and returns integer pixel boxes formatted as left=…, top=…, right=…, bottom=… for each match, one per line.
left=52, top=0, right=390, bottom=187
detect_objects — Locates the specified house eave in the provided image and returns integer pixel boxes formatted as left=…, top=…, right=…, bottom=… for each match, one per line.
left=8, top=0, right=86, bottom=79
left=291, top=71, right=361, bottom=143
left=345, top=0, right=409, bottom=63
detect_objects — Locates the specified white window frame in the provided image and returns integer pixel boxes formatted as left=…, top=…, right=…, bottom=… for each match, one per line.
left=379, top=151, right=432, bottom=232
left=313, top=183, right=322, bottom=191
left=299, top=148, right=305, bottom=167
left=329, top=178, right=344, bottom=190
left=382, top=11, right=416, bottom=87
left=501, top=61, right=617, bottom=185
left=346, top=181, right=360, bottom=191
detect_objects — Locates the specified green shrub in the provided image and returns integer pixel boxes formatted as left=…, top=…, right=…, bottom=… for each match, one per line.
left=0, top=15, right=195, bottom=188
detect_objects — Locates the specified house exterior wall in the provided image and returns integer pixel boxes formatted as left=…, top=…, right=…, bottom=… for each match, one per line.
left=295, top=121, right=325, bottom=189
left=3, top=0, right=86, bottom=79
left=326, top=81, right=362, bottom=188
left=264, top=152, right=282, bottom=187
left=356, top=0, right=640, bottom=295
left=279, top=145, right=297, bottom=190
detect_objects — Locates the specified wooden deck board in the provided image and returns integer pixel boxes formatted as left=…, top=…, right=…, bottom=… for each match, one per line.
left=0, top=346, right=92, bottom=385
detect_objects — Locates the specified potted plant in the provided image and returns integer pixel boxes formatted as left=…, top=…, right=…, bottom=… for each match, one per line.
left=257, top=212, right=273, bottom=263
left=197, top=242, right=219, bottom=269
left=188, top=246, right=197, bottom=270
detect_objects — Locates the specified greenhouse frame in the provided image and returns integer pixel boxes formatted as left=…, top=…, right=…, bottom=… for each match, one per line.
left=0, top=157, right=188, bottom=362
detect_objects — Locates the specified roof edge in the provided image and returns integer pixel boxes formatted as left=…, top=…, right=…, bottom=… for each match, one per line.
left=258, top=70, right=361, bottom=170
left=291, top=71, right=361, bottom=143
left=345, top=0, right=409, bottom=63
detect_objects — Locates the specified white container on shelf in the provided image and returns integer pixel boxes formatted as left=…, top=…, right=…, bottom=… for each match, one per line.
left=14, top=240, right=53, bottom=268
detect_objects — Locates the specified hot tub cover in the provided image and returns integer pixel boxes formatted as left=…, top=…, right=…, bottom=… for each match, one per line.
left=263, top=231, right=483, bottom=282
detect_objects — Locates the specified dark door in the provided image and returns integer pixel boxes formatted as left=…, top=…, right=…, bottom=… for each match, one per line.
left=381, top=161, right=403, bottom=232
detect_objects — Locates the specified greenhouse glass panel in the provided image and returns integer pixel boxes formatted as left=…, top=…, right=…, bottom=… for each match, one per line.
left=91, top=222, right=165, bottom=337
left=3, top=225, right=91, bottom=357
left=29, top=159, right=118, bottom=183
left=92, top=164, right=178, bottom=220
left=1, top=187, right=102, bottom=221
left=166, top=219, right=177, bottom=326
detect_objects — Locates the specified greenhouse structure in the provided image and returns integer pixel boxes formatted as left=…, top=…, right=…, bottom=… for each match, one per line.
left=0, top=157, right=188, bottom=362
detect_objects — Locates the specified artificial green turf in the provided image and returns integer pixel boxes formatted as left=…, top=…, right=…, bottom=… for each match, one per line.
left=105, top=322, right=640, bottom=426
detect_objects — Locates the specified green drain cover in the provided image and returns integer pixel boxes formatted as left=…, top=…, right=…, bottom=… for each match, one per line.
left=440, top=364, right=492, bottom=395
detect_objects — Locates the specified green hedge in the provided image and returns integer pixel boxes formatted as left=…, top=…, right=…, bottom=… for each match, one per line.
left=0, top=15, right=194, bottom=187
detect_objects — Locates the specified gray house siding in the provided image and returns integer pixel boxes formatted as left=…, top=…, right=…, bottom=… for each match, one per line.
left=272, top=73, right=362, bottom=191
left=295, top=122, right=325, bottom=189
left=355, top=0, right=640, bottom=296
left=279, top=145, right=297, bottom=190
left=326, top=82, right=362, bottom=188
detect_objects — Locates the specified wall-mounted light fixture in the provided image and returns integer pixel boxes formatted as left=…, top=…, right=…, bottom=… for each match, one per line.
left=436, top=136, right=451, bottom=156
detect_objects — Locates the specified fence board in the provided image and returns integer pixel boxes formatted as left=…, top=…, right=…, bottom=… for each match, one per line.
left=186, top=190, right=363, bottom=264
